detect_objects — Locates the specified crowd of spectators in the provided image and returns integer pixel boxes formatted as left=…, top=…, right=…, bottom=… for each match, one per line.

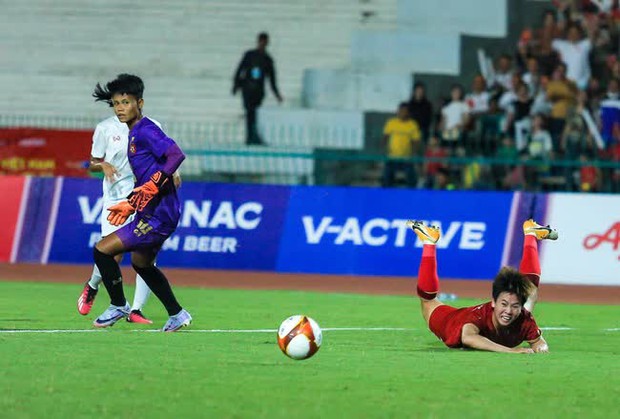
left=382, top=0, right=620, bottom=193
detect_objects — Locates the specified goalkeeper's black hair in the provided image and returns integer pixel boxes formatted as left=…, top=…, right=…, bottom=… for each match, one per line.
left=93, top=74, right=144, bottom=106
left=492, top=267, right=533, bottom=306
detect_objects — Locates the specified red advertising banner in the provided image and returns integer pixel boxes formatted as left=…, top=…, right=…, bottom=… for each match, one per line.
left=0, top=176, right=26, bottom=262
left=0, top=128, right=91, bottom=177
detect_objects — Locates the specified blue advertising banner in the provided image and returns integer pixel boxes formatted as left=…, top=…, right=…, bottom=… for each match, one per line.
left=276, top=186, right=514, bottom=279
left=156, top=183, right=290, bottom=270
left=47, top=178, right=102, bottom=264
left=47, top=180, right=291, bottom=270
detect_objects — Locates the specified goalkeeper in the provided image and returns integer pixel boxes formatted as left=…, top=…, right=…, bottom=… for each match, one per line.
left=90, top=73, right=192, bottom=332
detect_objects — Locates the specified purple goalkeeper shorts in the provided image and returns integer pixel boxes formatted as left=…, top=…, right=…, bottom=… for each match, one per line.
left=115, top=214, right=174, bottom=252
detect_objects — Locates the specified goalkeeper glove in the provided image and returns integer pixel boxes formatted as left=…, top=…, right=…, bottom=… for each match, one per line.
left=127, top=171, right=169, bottom=211
left=107, top=201, right=136, bottom=226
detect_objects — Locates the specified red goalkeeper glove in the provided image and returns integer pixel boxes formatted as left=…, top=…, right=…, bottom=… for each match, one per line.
left=107, top=201, right=136, bottom=226
left=127, top=171, right=169, bottom=211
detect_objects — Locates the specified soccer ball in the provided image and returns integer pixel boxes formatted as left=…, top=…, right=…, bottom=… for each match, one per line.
left=277, top=315, right=322, bottom=360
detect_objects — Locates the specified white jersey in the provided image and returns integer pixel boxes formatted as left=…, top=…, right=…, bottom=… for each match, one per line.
left=91, top=116, right=161, bottom=202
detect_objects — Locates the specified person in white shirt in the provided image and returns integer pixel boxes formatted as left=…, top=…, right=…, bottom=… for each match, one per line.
left=440, top=85, right=470, bottom=150
left=527, top=114, right=553, bottom=159
left=551, top=24, right=593, bottom=90
left=465, top=75, right=490, bottom=115
left=493, top=54, right=515, bottom=91
left=522, top=57, right=541, bottom=98
left=77, top=115, right=178, bottom=324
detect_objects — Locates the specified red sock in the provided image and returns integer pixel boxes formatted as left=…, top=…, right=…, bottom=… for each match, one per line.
left=417, top=244, right=439, bottom=300
left=519, top=234, right=541, bottom=287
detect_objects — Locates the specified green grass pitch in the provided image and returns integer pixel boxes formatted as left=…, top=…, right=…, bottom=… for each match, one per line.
left=1, top=280, right=618, bottom=418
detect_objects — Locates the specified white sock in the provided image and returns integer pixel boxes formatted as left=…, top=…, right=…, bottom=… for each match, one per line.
left=88, top=264, right=102, bottom=289
left=131, top=274, right=151, bottom=312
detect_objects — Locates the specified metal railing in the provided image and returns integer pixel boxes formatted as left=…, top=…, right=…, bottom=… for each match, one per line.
left=2, top=114, right=619, bottom=193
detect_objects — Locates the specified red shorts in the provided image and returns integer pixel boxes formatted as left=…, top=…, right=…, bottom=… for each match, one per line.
left=428, top=305, right=462, bottom=348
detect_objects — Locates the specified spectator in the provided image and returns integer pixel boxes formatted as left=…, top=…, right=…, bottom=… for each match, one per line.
left=381, top=102, right=421, bottom=188
left=433, top=167, right=456, bottom=190
left=586, top=12, right=615, bottom=82
left=499, top=73, right=525, bottom=112
left=493, top=136, right=519, bottom=187
left=476, top=97, right=505, bottom=155
left=523, top=57, right=542, bottom=97
left=528, top=114, right=554, bottom=159
left=493, top=54, right=515, bottom=91
left=422, top=135, right=448, bottom=188
left=439, top=85, right=470, bottom=152
left=611, top=58, right=620, bottom=81
left=536, top=9, right=563, bottom=53
left=562, top=105, right=589, bottom=160
left=407, top=82, right=434, bottom=143
left=461, top=154, right=489, bottom=190
left=551, top=23, right=594, bottom=89
left=600, top=78, right=620, bottom=148
left=526, top=114, right=554, bottom=189
left=604, top=77, right=620, bottom=100
left=546, top=63, right=579, bottom=150
left=531, top=75, right=554, bottom=116
left=507, top=82, right=535, bottom=150
left=232, top=32, right=283, bottom=145
left=577, top=153, right=602, bottom=191
left=465, top=75, right=490, bottom=116
left=589, top=0, right=620, bottom=15
left=536, top=40, right=562, bottom=77
left=607, top=136, right=620, bottom=191
left=503, top=150, right=529, bottom=190
left=586, top=77, right=604, bottom=112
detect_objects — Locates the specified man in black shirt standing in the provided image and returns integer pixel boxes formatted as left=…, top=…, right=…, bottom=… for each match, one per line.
left=232, top=32, right=283, bottom=145
left=407, top=82, right=433, bottom=144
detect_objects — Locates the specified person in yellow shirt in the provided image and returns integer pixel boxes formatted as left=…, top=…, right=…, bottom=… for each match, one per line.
left=382, top=102, right=422, bottom=187
left=546, top=63, right=578, bottom=151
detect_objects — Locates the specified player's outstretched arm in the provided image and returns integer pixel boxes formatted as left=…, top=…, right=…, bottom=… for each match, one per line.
left=461, top=324, right=533, bottom=354
left=529, top=336, right=549, bottom=353
left=89, top=157, right=118, bottom=183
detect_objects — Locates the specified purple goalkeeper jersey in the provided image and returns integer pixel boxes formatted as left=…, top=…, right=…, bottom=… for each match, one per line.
left=128, top=117, right=183, bottom=233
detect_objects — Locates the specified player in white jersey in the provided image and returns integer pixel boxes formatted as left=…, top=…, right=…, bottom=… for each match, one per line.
left=77, top=115, right=178, bottom=324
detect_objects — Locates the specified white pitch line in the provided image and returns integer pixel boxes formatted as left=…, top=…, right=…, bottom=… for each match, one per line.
left=0, top=327, right=414, bottom=334
left=1, top=326, right=616, bottom=335
left=0, top=329, right=104, bottom=333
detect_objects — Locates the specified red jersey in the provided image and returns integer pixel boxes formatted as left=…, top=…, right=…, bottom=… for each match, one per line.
left=580, top=166, right=598, bottom=187
left=428, top=302, right=542, bottom=348
left=424, top=147, right=448, bottom=176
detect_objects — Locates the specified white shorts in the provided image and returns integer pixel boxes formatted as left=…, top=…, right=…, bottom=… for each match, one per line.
left=101, top=198, right=135, bottom=237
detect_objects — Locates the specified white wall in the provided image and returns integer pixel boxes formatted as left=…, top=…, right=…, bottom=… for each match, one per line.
left=257, top=107, right=364, bottom=149
left=302, top=69, right=412, bottom=112
left=350, top=30, right=461, bottom=75
left=542, top=193, right=620, bottom=286
left=397, top=0, right=507, bottom=37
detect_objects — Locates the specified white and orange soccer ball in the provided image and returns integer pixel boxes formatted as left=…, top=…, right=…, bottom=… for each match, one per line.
left=277, top=315, right=322, bottom=360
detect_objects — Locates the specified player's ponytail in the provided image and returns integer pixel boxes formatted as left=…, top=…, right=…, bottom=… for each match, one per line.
left=93, top=74, right=144, bottom=106
left=92, top=82, right=113, bottom=106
